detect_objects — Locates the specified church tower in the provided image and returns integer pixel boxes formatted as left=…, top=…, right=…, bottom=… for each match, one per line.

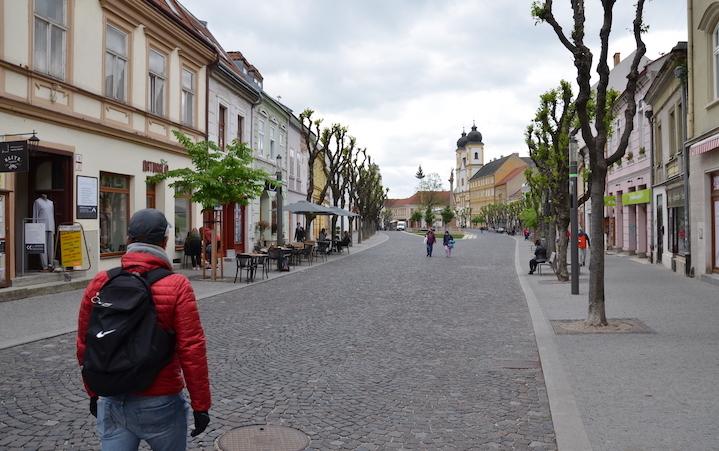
left=454, top=122, right=485, bottom=227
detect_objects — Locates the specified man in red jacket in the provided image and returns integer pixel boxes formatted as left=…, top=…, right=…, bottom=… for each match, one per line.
left=77, top=209, right=211, bottom=450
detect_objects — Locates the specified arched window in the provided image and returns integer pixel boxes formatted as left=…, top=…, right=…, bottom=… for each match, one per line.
left=714, top=24, right=719, bottom=98
left=474, top=152, right=478, bottom=160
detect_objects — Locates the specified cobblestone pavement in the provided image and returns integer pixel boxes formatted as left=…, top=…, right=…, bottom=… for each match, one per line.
left=0, top=231, right=556, bottom=450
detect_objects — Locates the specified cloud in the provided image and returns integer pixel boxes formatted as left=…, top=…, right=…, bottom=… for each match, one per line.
left=182, top=0, right=687, bottom=198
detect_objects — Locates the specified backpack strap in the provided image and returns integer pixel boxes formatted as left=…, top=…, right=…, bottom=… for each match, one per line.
left=144, top=268, right=173, bottom=286
left=106, top=267, right=124, bottom=280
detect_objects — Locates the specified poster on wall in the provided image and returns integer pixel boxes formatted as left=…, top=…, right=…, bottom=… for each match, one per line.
left=76, top=175, right=98, bottom=219
left=24, top=223, right=46, bottom=254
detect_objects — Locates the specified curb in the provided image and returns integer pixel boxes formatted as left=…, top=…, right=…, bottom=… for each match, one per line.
left=0, top=233, right=389, bottom=351
left=513, top=237, right=592, bottom=451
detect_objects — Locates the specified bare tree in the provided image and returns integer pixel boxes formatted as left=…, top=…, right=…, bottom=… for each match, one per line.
left=532, top=0, right=647, bottom=325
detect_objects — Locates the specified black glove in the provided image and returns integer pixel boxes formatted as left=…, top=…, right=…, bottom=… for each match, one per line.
left=191, top=411, right=210, bottom=437
left=89, top=396, right=98, bottom=418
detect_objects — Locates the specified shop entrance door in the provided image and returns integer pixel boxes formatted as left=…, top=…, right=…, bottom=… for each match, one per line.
left=656, top=194, right=663, bottom=263
left=712, top=173, right=719, bottom=273
left=15, top=150, right=73, bottom=272
left=0, top=191, right=10, bottom=287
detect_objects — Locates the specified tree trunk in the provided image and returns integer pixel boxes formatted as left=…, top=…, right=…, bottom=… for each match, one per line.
left=555, top=214, right=570, bottom=281
left=211, top=221, right=218, bottom=281
left=587, top=169, right=608, bottom=326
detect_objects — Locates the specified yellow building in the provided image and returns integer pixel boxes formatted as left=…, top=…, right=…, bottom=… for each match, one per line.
left=468, top=153, right=532, bottom=212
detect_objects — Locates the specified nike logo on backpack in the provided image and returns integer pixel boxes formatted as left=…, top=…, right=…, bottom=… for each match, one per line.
left=96, top=329, right=116, bottom=338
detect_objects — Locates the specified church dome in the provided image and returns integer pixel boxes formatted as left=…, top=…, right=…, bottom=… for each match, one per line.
left=466, top=124, right=483, bottom=144
left=456, top=131, right=468, bottom=149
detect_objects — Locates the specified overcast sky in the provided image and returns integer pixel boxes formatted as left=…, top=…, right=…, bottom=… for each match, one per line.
left=182, top=0, right=687, bottom=198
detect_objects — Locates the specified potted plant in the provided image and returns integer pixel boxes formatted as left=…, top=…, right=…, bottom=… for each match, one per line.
left=626, top=151, right=634, bottom=161
left=639, top=146, right=646, bottom=156
left=256, top=220, right=269, bottom=246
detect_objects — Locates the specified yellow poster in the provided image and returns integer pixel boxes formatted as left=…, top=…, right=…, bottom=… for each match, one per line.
left=59, top=226, right=83, bottom=268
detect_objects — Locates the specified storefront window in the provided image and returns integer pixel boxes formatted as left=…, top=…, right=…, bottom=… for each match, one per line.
left=100, top=172, right=130, bottom=255
left=175, top=194, right=191, bottom=248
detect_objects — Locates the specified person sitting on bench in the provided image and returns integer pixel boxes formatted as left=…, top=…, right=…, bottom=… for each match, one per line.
left=529, top=239, right=547, bottom=275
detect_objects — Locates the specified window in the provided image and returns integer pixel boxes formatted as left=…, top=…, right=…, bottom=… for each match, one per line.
left=714, top=25, right=719, bottom=98
left=237, top=115, right=244, bottom=143
left=146, top=182, right=156, bottom=209
left=258, top=120, right=265, bottom=154
left=289, top=149, right=295, bottom=177
left=34, top=0, right=67, bottom=79
left=105, top=25, right=127, bottom=101
left=148, top=49, right=166, bottom=115
left=218, top=105, right=226, bottom=149
left=100, top=172, right=131, bottom=255
left=656, top=121, right=663, bottom=163
left=181, top=68, right=194, bottom=125
left=270, top=127, right=276, bottom=158
left=174, top=191, right=191, bottom=249
left=474, top=152, right=478, bottom=160
left=668, top=109, right=676, bottom=156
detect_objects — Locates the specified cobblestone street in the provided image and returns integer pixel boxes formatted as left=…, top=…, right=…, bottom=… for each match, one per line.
left=0, top=232, right=556, bottom=450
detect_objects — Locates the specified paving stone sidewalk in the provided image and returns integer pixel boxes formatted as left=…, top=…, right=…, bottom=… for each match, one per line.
left=515, top=237, right=719, bottom=451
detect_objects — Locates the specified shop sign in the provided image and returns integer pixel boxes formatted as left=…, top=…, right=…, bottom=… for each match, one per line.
left=0, top=141, right=29, bottom=173
left=604, top=195, right=617, bottom=206
left=76, top=175, right=98, bottom=219
left=142, top=160, right=168, bottom=174
left=59, top=225, right=83, bottom=267
left=667, top=186, right=685, bottom=208
left=621, top=188, right=652, bottom=206
left=24, top=223, right=45, bottom=254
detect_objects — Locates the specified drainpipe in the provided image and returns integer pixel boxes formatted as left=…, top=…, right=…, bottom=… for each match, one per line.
left=675, top=65, right=691, bottom=276
left=645, top=107, right=654, bottom=263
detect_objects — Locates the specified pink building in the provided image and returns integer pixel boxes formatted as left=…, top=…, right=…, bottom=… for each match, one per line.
left=605, top=55, right=668, bottom=257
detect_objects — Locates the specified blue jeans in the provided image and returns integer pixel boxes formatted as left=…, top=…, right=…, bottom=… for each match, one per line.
left=97, top=393, right=189, bottom=451
left=426, top=243, right=434, bottom=256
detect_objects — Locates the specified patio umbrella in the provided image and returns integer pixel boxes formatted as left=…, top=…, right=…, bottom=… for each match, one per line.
left=327, top=206, right=359, bottom=217
left=284, top=200, right=335, bottom=215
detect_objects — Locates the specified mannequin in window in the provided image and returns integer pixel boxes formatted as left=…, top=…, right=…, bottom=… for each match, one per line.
left=33, top=194, right=55, bottom=271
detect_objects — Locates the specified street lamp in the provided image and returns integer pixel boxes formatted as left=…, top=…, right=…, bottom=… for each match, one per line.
left=275, top=154, right=284, bottom=245
left=569, top=135, right=579, bottom=295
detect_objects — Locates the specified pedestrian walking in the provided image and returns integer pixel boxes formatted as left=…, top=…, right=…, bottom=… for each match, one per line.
left=443, top=230, right=455, bottom=257
left=77, top=208, right=211, bottom=450
left=578, top=229, right=590, bottom=267
left=425, top=228, right=436, bottom=257
left=294, top=223, right=305, bottom=242
left=528, top=239, right=547, bottom=275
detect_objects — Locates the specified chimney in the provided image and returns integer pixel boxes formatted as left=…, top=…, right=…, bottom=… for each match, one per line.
left=613, top=52, right=621, bottom=67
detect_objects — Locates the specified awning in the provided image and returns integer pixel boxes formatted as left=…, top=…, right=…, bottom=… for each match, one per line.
left=284, top=200, right=335, bottom=215
left=690, top=132, right=719, bottom=156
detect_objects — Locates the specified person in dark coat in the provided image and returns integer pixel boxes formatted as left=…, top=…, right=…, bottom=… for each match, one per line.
left=442, top=230, right=454, bottom=257
left=529, top=239, right=547, bottom=274
left=184, top=228, right=202, bottom=270
left=425, top=229, right=437, bottom=257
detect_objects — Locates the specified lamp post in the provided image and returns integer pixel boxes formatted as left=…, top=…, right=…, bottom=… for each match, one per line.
left=569, top=136, right=579, bottom=295
left=275, top=154, right=284, bottom=245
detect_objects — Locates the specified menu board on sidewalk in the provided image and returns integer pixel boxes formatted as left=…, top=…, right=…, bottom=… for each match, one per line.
left=59, top=224, right=83, bottom=268
left=24, top=223, right=46, bottom=254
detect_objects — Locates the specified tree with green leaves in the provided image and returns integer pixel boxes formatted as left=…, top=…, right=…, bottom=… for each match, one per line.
left=525, top=81, right=576, bottom=281
left=532, top=0, right=648, bottom=325
left=471, top=215, right=484, bottom=228
left=410, top=209, right=424, bottom=229
left=440, top=206, right=455, bottom=228
left=149, top=131, right=273, bottom=280
left=424, top=205, right=436, bottom=229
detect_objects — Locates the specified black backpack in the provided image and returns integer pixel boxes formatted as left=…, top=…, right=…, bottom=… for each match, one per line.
left=82, top=268, right=175, bottom=396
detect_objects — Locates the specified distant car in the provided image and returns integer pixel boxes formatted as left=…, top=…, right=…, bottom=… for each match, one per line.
left=496, top=227, right=505, bottom=233
left=396, top=221, right=406, bottom=231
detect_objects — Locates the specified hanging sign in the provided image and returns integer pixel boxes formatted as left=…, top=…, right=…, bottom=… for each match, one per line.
left=59, top=224, right=83, bottom=267
left=76, top=175, right=98, bottom=219
left=0, top=141, right=29, bottom=173
left=621, top=189, right=652, bottom=206
left=24, top=223, right=46, bottom=254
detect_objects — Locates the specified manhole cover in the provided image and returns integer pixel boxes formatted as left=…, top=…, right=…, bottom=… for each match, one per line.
left=216, top=425, right=309, bottom=451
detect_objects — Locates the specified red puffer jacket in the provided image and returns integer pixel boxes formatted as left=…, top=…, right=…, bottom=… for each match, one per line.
left=76, top=251, right=211, bottom=412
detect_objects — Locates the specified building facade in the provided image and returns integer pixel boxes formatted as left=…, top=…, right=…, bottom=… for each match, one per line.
left=687, top=0, right=719, bottom=280
left=384, top=191, right=451, bottom=229
left=644, top=42, right=688, bottom=271
left=0, top=0, right=214, bottom=287
left=468, top=153, right=531, bottom=214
